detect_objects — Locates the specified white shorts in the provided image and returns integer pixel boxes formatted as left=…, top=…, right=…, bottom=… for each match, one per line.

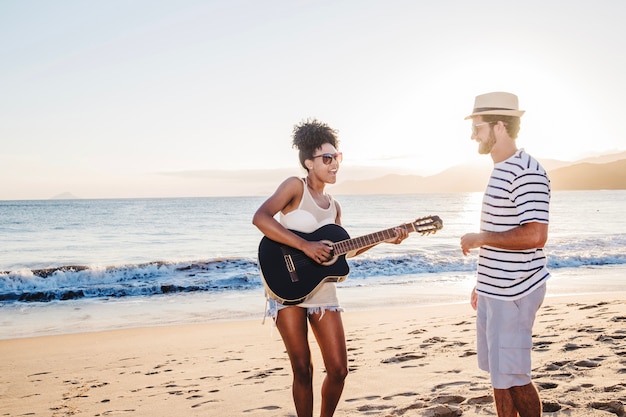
left=476, top=284, right=546, bottom=389
left=266, top=297, right=343, bottom=323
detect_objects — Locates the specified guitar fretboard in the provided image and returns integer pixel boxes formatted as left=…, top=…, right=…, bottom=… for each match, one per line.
left=331, top=217, right=442, bottom=256
left=333, top=227, right=405, bottom=256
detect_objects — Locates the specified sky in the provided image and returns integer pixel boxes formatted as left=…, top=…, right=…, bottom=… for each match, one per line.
left=1, top=0, right=625, bottom=200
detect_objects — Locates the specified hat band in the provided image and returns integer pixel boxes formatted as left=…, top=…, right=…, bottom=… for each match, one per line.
left=473, top=106, right=516, bottom=112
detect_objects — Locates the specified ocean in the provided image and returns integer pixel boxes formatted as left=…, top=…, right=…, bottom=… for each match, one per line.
left=2, top=190, right=626, bottom=339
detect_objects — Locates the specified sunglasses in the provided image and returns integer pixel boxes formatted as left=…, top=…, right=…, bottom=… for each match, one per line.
left=471, top=122, right=495, bottom=136
left=312, top=152, right=343, bottom=165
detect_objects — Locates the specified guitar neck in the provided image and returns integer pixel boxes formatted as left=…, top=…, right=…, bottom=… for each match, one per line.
left=332, top=224, right=412, bottom=256
left=330, top=216, right=442, bottom=256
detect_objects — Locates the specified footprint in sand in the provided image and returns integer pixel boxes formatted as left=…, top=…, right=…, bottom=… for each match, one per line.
left=432, top=380, right=471, bottom=391
left=422, top=336, right=446, bottom=345
left=382, top=392, right=418, bottom=400
left=431, top=394, right=465, bottom=405
left=534, top=340, right=554, bottom=351
left=542, top=400, right=562, bottom=412
left=244, top=367, right=284, bottom=380
left=574, top=359, right=601, bottom=368
left=563, top=342, right=593, bottom=351
left=589, top=400, right=625, bottom=416
left=191, top=399, right=220, bottom=408
left=377, top=345, right=407, bottom=353
left=242, top=405, right=281, bottom=413
left=577, top=325, right=606, bottom=333
left=543, top=360, right=572, bottom=371
left=597, top=333, right=626, bottom=342
left=199, top=375, right=222, bottom=380
left=466, top=395, right=493, bottom=405
left=356, top=404, right=395, bottom=412
left=345, top=395, right=382, bottom=402
left=460, top=349, right=476, bottom=357
left=381, top=352, right=426, bottom=364
left=578, top=302, right=609, bottom=310
left=604, top=383, right=626, bottom=392
left=537, top=381, right=559, bottom=390
left=217, top=357, right=243, bottom=363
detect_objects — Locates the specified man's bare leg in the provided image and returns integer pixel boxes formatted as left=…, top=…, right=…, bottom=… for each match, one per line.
left=494, top=388, right=518, bottom=417
left=510, top=382, right=541, bottom=417
left=494, top=383, right=542, bottom=417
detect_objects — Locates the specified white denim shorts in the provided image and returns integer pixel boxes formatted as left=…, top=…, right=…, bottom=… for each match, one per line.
left=476, top=284, right=546, bottom=389
left=266, top=297, right=343, bottom=323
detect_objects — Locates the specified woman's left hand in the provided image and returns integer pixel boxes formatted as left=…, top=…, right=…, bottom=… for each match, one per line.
left=386, top=227, right=408, bottom=244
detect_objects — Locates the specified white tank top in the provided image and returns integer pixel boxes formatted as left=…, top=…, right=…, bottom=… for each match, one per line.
left=279, top=178, right=340, bottom=307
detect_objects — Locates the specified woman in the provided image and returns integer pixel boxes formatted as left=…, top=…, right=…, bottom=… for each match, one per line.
left=252, top=118, right=407, bottom=417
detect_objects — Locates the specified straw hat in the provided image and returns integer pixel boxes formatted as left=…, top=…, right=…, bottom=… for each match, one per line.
left=464, top=91, right=525, bottom=119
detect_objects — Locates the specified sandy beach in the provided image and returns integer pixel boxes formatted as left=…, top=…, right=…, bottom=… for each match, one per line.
left=1, top=292, right=625, bottom=417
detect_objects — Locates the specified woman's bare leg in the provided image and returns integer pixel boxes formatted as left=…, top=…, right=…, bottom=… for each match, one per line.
left=309, top=310, right=348, bottom=417
left=276, top=307, right=314, bottom=417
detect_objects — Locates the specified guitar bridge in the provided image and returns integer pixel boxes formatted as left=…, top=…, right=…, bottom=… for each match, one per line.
left=281, top=249, right=299, bottom=282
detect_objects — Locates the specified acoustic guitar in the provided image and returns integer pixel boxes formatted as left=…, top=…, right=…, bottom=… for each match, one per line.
left=258, top=215, right=443, bottom=305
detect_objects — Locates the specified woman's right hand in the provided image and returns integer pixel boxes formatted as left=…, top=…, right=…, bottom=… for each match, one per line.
left=303, top=240, right=333, bottom=264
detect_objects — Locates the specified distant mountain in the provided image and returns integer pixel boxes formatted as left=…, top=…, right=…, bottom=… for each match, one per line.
left=550, top=159, right=626, bottom=190
left=50, top=192, right=79, bottom=200
left=578, top=151, right=626, bottom=164
left=329, top=152, right=626, bottom=195
left=158, top=151, right=626, bottom=197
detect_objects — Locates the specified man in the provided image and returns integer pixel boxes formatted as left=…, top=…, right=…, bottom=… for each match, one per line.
left=460, top=92, right=551, bottom=417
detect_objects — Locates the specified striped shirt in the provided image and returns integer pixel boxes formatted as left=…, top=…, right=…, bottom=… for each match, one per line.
left=476, top=149, right=551, bottom=300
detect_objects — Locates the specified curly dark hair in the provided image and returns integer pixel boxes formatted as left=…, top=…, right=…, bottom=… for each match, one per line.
left=481, top=115, right=521, bottom=139
left=292, top=118, right=339, bottom=170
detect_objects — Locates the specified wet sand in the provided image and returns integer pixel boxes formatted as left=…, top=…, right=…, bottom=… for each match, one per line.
left=1, top=292, right=625, bottom=416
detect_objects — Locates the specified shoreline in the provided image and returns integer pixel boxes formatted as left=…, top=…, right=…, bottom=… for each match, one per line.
left=1, top=292, right=625, bottom=416
left=1, top=265, right=626, bottom=340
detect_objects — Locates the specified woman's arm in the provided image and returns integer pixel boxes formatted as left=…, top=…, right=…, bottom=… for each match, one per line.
left=252, top=177, right=333, bottom=263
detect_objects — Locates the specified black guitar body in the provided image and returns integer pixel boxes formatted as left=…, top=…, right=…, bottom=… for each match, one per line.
left=257, top=215, right=443, bottom=305
left=258, top=224, right=351, bottom=305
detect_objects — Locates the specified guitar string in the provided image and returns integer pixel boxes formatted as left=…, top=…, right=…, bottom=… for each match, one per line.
left=281, top=218, right=441, bottom=268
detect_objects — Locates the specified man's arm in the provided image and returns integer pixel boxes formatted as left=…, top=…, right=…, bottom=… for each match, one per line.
left=461, top=222, right=548, bottom=256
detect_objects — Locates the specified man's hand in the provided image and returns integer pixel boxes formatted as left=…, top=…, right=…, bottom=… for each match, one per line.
left=470, top=287, right=478, bottom=311
left=460, top=233, right=482, bottom=256
left=461, top=223, right=548, bottom=255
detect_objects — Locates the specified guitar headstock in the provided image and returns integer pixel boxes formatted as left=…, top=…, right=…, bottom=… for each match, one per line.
left=410, top=215, right=443, bottom=235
